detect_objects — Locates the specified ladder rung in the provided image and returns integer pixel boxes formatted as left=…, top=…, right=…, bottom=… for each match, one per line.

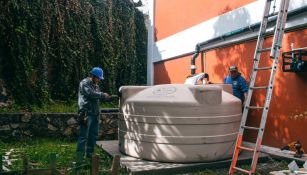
left=233, top=167, right=251, bottom=174
left=247, top=106, right=264, bottom=109
left=258, top=47, right=272, bottom=53
left=239, top=146, right=255, bottom=152
left=242, top=126, right=259, bottom=130
left=254, top=67, right=272, bottom=71
left=265, top=11, right=279, bottom=18
left=250, top=86, right=268, bottom=89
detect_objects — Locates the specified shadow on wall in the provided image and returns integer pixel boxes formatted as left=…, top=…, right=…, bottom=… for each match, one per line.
left=153, top=62, right=171, bottom=84
left=213, top=6, right=252, bottom=38
left=152, top=21, right=171, bottom=84
left=210, top=15, right=260, bottom=142
left=210, top=4, right=307, bottom=148
left=148, top=13, right=171, bottom=85
left=212, top=6, right=253, bottom=81
left=262, top=29, right=307, bottom=148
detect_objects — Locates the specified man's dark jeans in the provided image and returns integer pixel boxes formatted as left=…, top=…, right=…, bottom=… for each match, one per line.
left=76, top=114, right=99, bottom=158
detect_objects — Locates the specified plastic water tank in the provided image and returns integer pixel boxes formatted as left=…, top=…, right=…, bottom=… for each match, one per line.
left=118, top=84, right=242, bottom=163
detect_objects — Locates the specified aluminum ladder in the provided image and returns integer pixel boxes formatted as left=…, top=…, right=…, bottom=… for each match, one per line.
left=229, top=0, right=290, bottom=174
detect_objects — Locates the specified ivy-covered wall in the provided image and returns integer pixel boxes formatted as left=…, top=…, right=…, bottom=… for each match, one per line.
left=0, top=0, right=147, bottom=105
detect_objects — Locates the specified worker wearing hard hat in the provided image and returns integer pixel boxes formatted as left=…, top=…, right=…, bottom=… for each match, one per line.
left=76, top=67, right=110, bottom=159
left=224, top=66, right=248, bottom=105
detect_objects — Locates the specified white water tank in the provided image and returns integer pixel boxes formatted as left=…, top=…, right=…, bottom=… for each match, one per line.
left=119, top=84, right=241, bottom=163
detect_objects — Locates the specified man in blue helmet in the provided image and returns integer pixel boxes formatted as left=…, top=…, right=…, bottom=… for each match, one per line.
left=224, top=65, right=248, bottom=106
left=76, top=67, right=110, bottom=159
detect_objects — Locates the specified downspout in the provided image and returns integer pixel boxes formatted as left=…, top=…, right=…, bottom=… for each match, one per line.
left=191, top=44, right=200, bottom=75
left=189, top=5, right=307, bottom=74
left=190, top=25, right=258, bottom=74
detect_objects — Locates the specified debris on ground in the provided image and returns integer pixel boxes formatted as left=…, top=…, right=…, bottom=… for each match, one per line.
left=270, top=160, right=307, bottom=175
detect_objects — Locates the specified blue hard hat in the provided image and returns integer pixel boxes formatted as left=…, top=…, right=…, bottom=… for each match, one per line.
left=90, top=67, right=104, bottom=80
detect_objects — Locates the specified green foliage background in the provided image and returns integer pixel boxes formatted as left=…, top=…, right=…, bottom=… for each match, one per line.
left=0, top=0, right=147, bottom=105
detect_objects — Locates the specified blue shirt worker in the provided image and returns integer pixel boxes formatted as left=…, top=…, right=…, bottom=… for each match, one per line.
left=224, top=65, right=248, bottom=105
left=77, top=67, right=110, bottom=159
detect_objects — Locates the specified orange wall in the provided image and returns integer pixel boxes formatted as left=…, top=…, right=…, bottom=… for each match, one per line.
left=154, top=0, right=256, bottom=41
left=154, top=29, right=307, bottom=148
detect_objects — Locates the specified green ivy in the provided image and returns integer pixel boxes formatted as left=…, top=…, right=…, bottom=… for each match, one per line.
left=0, top=0, right=147, bottom=106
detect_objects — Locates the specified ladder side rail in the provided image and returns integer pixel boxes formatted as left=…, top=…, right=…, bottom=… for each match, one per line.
left=270, top=0, right=290, bottom=58
left=239, top=0, right=272, bottom=135
left=251, top=1, right=290, bottom=173
left=276, top=0, right=290, bottom=57
left=228, top=1, right=273, bottom=174
left=250, top=55, right=278, bottom=173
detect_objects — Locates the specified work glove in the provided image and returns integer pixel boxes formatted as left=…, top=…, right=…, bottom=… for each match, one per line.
left=104, top=94, right=118, bottom=102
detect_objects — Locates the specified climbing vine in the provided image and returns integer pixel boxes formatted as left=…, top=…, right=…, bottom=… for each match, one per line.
left=0, top=0, right=147, bottom=106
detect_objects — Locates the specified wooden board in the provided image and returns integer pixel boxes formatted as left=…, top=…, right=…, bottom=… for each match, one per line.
left=97, top=140, right=268, bottom=175
left=243, top=142, right=307, bottom=163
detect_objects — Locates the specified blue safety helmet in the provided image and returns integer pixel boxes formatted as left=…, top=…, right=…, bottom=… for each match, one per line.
left=90, top=67, right=104, bottom=80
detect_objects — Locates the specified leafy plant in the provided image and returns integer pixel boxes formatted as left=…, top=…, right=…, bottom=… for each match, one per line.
left=0, top=0, right=147, bottom=106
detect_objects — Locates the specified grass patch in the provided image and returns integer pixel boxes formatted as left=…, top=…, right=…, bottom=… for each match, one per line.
left=0, top=138, right=113, bottom=174
left=0, top=138, right=290, bottom=175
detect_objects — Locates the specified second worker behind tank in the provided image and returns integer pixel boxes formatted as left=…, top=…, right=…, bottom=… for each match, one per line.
left=224, top=65, right=248, bottom=106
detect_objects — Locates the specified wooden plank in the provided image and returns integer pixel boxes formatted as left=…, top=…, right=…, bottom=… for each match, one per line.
left=0, top=153, right=3, bottom=172
left=28, top=168, right=61, bottom=175
left=91, top=155, right=99, bottom=175
left=97, top=141, right=121, bottom=155
left=27, top=169, right=52, bottom=175
left=97, top=140, right=268, bottom=175
left=243, top=142, right=307, bottom=163
left=0, top=170, right=21, bottom=175
left=49, top=153, right=56, bottom=175
left=110, top=155, right=120, bottom=175
left=22, top=154, right=29, bottom=174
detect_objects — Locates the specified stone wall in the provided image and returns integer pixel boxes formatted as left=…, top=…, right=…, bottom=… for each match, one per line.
left=0, top=112, right=118, bottom=140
